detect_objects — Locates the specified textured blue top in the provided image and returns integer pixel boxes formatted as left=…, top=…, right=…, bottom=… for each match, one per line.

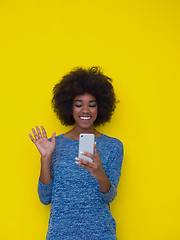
left=38, top=134, right=124, bottom=240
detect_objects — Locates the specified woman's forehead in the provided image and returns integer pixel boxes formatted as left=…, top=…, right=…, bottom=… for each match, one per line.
left=73, top=93, right=96, bottom=102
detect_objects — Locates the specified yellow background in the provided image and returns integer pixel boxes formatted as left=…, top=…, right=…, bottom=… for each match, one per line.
left=0, top=0, right=179, bottom=239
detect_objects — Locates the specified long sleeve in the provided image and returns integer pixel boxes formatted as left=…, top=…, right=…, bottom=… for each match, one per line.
left=38, top=178, right=53, bottom=205
left=37, top=156, right=55, bottom=205
left=100, top=140, right=124, bottom=203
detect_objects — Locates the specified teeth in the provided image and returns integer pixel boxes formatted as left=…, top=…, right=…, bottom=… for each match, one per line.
left=80, top=116, right=91, bottom=120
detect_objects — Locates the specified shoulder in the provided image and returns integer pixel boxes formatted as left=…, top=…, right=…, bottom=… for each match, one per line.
left=48, top=134, right=64, bottom=143
left=54, top=134, right=64, bottom=142
left=49, top=134, right=74, bottom=147
left=98, top=134, right=123, bottom=145
left=97, top=134, right=123, bottom=152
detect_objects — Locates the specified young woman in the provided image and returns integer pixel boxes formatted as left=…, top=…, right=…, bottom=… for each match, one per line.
left=29, top=67, right=124, bottom=240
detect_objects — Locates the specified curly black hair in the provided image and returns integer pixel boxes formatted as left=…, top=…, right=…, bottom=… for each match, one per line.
left=51, top=66, right=118, bottom=127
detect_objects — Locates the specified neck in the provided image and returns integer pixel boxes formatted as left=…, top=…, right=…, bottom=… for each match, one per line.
left=64, top=125, right=101, bottom=140
left=72, top=126, right=96, bottom=139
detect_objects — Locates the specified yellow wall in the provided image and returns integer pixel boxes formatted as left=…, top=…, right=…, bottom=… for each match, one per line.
left=0, top=0, right=179, bottom=239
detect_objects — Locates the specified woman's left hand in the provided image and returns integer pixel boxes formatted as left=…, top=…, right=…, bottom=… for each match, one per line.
left=75, top=142, right=106, bottom=180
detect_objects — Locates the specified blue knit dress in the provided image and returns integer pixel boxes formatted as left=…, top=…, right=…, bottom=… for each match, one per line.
left=38, top=134, right=124, bottom=240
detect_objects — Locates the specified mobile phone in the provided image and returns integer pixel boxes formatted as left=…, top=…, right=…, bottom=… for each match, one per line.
left=78, top=133, right=95, bottom=162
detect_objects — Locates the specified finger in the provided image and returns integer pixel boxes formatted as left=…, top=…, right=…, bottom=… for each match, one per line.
left=32, top=128, right=39, bottom=140
left=80, top=151, right=95, bottom=161
left=75, top=161, right=92, bottom=171
left=94, top=142, right=100, bottom=157
left=35, top=126, right=42, bottom=138
left=75, top=157, right=94, bottom=167
left=41, top=126, right=47, bottom=138
left=51, top=132, right=56, bottom=144
left=28, top=133, right=36, bottom=143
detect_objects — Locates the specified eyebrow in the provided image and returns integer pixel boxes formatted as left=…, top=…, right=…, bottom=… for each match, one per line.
left=74, top=100, right=96, bottom=103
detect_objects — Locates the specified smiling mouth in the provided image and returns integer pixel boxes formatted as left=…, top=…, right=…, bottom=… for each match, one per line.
left=79, top=116, right=91, bottom=120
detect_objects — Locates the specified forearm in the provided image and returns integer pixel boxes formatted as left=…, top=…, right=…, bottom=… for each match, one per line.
left=40, top=155, right=52, bottom=184
left=98, top=171, right=111, bottom=194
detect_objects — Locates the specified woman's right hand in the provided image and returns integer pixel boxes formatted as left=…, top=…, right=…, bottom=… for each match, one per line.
left=29, top=126, right=56, bottom=159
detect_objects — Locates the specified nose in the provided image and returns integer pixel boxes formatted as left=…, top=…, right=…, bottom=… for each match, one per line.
left=81, top=105, right=89, bottom=113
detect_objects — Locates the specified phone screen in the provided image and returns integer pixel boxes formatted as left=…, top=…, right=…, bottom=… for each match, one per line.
left=78, top=134, right=94, bottom=162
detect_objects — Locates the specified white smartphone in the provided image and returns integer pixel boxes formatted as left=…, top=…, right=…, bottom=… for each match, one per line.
left=78, top=133, right=95, bottom=162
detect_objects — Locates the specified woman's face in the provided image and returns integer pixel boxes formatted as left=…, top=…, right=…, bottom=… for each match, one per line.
left=73, top=93, right=98, bottom=130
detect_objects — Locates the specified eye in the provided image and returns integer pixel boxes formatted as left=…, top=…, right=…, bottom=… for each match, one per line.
left=74, top=104, right=82, bottom=108
left=89, top=104, right=96, bottom=108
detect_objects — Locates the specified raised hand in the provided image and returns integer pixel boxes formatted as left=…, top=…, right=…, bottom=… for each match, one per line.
left=29, top=126, right=56, bottom=158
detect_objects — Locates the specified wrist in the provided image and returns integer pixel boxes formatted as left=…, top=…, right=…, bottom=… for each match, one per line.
left=96, top=169, right=107, bottom=181
left=41, top=154, right=52, bottom=163
left=98, top=173, right=111, bottom=194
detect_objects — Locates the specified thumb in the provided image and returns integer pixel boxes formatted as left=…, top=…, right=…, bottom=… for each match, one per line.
left=51, top=132, right=56, bottom=144
left=94, top=142, right=99, bottom=156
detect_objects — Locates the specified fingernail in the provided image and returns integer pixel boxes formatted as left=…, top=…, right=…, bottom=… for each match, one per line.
left=75, top=157, right=79, bottom=160
left=75, top=161, right=80, bottom=164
